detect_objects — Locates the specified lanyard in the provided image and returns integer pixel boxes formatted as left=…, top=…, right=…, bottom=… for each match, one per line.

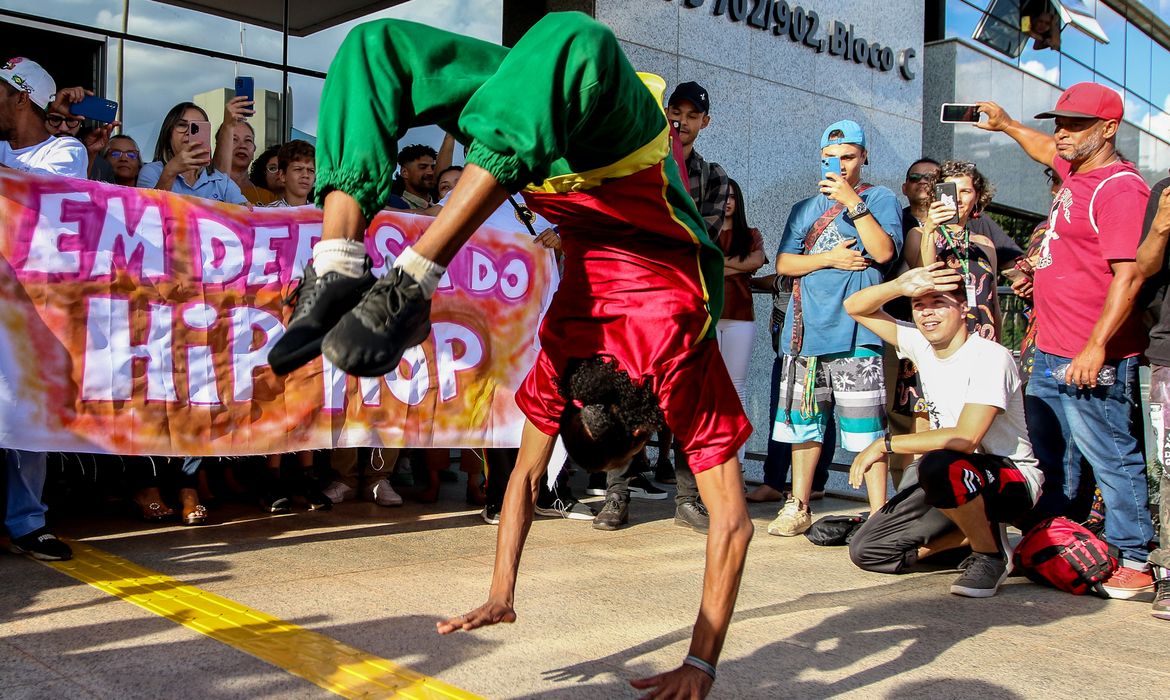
left=937, top=224, right=970, bottom=277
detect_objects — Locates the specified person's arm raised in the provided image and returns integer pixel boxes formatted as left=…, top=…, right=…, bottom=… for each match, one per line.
left=974, top=101, right=1056, bottom=166
left=1136, top=185, right=1170, bottom=279
left=436, top=420, right=555, bottom=634
left=844, top=263, right=964, bottom=347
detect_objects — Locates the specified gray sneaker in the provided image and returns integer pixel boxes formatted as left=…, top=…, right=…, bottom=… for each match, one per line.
left=950, top=551, right=1009, bottom=598
left=593, top=493, right=629, bottom=531
left=674, top=501, right=709, bottom=534
left=1152, top=571, right=1170, bottom=621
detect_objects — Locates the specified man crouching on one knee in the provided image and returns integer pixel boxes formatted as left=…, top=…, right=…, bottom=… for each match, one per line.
left=842, top=264, right=1044, bottom=598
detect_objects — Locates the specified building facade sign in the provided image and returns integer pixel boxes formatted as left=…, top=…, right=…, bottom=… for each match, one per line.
left=669, top=0, right=917, bottom=80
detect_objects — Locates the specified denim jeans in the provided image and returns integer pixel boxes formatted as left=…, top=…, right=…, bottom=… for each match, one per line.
left=2, top=449, right=49, bottom=539
left=1025, top=350, right=1153, bottom=565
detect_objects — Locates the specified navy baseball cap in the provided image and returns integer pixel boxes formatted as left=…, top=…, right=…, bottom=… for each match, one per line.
left=820, top=119, right=867, bottom=149
left=668, top=81, right=710, bottom=113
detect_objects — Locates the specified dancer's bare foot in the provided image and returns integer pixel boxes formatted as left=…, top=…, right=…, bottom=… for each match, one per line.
left=745, top=484, right=785, bottom=503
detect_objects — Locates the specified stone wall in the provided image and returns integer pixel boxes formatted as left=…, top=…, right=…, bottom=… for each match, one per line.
left=595, top=0, right=926, bottom=472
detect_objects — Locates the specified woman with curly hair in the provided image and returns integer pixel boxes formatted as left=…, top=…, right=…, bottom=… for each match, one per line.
left=904, top=160, right=1002, bottom=339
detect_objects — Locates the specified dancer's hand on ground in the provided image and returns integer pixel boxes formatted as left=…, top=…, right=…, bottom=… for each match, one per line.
left=822, top=240, right=867, bottom=271
left=630, top=665, right=712, bottom=699
left=435, top=598, right=516, bottom=634
left=849, top=439, right=887, bottom=489
left=895, top=262, right=963, bottom=298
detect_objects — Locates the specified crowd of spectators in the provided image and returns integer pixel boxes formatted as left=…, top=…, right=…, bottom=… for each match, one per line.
left=0, top=56, right=1166, bottom=620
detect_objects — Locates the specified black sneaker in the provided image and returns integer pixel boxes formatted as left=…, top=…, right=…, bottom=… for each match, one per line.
left=481, top=503, right=501, bottom=525
left=322, top=268, right=432, bottom=377
left=674, top=501, right=709, bottom=534
left=9, top=528, right=72, bottom=561
left=261, top=491, right=292, bottom=514
left=585, top=471, right=607, bottom=497
left=593, top=493, right=629, bottom=531
left=268, top=260, right=376, bottom=375
left=304, top=488, right=333, bottom=511
left=629, top=473, right=668, bottom=500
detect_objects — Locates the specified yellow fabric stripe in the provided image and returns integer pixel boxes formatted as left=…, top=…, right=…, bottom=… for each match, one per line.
left=44, top=541, right=482, bottom=700
left=655, top=162, right=714, bottom=343
left=525, top=125, right=671, bottom=194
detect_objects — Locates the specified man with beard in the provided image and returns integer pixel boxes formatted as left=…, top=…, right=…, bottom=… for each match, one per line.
left=394, top=143, right=439, bottom=212
left=974, top=83, right=1155, bottom=600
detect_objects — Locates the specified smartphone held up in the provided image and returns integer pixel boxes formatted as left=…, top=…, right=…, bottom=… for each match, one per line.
left=69, top=96, right=118, bottom=123
left=821, top=156, right=841, bottom=182
left=934, top=181, right=961, bottom=226
left=188, top=120, right=213, bottom=154
left=940, top=103, right=981, bottom=123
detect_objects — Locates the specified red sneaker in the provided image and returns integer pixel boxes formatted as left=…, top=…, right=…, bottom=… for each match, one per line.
left=1102, top=566, right=1155, bottom=601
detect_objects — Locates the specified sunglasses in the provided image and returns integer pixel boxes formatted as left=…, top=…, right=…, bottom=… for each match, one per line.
left=905, top=172, right=935, bottom=183
left=46, top=114, right=81, bottom=128
left=108, top=149, right=140, bottom=160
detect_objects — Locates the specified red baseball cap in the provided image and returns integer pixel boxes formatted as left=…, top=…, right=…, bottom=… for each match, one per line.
left=1035, top=82, right=1123, bottom=121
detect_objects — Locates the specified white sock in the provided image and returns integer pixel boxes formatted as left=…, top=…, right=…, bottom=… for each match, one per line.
left=312, top=239, right=366, bottom=278
left=393, top=246, right=445, bottom=299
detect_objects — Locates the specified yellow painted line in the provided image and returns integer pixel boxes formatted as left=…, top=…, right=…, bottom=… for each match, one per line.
left=44, top=541, right=482, bottom=700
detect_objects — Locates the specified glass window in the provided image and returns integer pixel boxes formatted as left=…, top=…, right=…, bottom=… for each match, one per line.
left=120, top=40, right=282, bottom=161
left=1060, top=55, right=1094, bottom=88
left=1058, top=11, right=1096, bottom=66
left=1020, top=44, right=1060, bottom=84
left=945, top=0, right=985, bottom=42
left=126, top=0, right=283, bottom=64
left=0, top=0, right=124, bottom=31
left=1124, top=22, right=1152, bottom=101
left=1091, top=3, right=1125, bottom=83
left=288, top=73, right=324, bottom=140
left=1152, top=107, right=1170, bottom=141
left=1153, top=42, right=1170, bottom=114
left=288, top=0, right=503, bottom=74
left=1124, top=92, right=1151, bottom=131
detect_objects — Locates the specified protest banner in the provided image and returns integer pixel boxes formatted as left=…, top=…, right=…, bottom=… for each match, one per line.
left=0, top=170, right=557, bottom=456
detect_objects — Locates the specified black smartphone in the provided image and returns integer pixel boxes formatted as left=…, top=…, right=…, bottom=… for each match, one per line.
left=934, top=181, right=961, bottom=225
left=235, top=76, right=255, bottom=104
left=69, top=96, right=118, bottom=123
left=940, top=103, right=981, bottom=123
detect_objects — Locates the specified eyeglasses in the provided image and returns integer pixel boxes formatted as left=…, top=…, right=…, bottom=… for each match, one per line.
left=108, top=149, right=140, bottom=160
left=174, top=121, right=191, bottom=134
left=46, top=114, right=81, bottom=128
left=905, top=172, right=934, bottom=183
left=266, top=164, right=279, bottom=173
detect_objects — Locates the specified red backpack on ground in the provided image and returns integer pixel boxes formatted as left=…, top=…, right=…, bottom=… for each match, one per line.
left=1013, top=517, right=1119, bottom=598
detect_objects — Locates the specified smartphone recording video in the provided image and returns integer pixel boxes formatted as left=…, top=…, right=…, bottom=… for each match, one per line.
left=940, top=103, right=981, bottom=123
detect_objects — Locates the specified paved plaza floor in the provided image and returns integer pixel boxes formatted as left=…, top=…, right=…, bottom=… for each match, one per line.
left=2, top=470, right=1166, bottom=699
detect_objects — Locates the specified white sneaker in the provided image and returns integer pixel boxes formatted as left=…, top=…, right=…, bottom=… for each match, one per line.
left=367, top=478, right=403, bottom=507
left=767, top=496, right=812, bottom=537
left=322, top=481, right=356, bottom=504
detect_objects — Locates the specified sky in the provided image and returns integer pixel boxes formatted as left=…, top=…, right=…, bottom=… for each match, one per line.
left=2, top=0, right=503, bottom=157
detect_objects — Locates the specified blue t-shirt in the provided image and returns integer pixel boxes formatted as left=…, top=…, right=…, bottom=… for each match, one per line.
left=138, top=161, right=248, bottom=205
left=777, top=186, right=902, bottom=357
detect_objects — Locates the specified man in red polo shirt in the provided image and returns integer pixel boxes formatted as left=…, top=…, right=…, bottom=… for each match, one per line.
left=974, top=83, right=1154, bottom=599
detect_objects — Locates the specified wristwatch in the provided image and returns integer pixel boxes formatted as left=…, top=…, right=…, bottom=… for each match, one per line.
left=848, top=200, right=871, bottom=220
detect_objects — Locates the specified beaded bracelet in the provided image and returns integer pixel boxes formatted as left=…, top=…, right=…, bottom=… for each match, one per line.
left=683, top=655, right=716, bottom=681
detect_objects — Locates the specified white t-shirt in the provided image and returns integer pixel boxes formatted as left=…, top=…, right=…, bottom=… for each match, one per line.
left=895, top=322, right=1044, bottom=503
left=0, top=135, right=88, bottom=179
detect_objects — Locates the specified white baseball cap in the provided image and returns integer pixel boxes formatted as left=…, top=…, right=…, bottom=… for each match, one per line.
left=0, top=57, right=57, bottom=111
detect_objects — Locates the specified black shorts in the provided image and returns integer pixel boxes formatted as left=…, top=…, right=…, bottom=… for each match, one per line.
left=917, top=449, right=1033, bottom=524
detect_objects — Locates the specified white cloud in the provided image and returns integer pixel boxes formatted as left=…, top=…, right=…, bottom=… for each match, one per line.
left=1020, top=59, right=1059, bottom=84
